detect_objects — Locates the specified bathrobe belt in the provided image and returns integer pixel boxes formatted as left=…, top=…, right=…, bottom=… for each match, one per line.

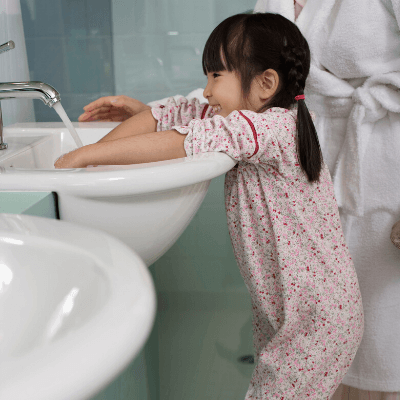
left=305, top=67, right=400, bottom=217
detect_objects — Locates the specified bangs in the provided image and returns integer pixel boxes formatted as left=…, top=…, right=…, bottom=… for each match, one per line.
left=202, top=14, right=248, bottom=75
left=202, top=35, right=227, bottom=74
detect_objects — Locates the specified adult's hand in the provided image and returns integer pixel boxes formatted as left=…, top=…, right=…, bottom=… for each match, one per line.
left=78, top=95, right=151, bottom=122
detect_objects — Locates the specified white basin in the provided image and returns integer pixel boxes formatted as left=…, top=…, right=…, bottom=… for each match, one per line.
left=0, top=213, right=156, bottom=400
left=0, top=122, right=236, bottom=266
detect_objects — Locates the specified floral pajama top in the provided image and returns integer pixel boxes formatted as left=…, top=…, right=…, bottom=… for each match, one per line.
left=152, top=97, right=364, bottom=400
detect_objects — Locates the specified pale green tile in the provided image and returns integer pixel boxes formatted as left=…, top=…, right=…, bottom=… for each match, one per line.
left=157, top=301, right=254, bottom=400
left=24, top=193, right=57, bottom=219
left=0, top=192, right=54, bottom=216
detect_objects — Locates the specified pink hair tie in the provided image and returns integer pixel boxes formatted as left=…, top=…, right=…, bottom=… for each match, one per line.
left=295, top=94, right=305, bottom=101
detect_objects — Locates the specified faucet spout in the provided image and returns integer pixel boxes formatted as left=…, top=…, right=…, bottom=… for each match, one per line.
left=0, top=40, right=62, bottom=150
left=0, top=41, right=63, bottom=150
left=0, top=81, right=61, bottom=150
left=0, top=82, right=61, bottom=107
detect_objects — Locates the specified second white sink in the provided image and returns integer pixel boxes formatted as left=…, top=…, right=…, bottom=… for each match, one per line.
left=0, top=213, right=156, bottom=400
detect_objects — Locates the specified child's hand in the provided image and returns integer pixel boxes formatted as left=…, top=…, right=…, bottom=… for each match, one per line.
left=54, top=149, right=86, bottom=169
left=78, top=95, right=151, bottom=122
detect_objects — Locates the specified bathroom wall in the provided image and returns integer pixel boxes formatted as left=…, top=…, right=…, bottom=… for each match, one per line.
left=109, top=0, right=254, bottom=296
left=0, top=0, right=35, bottom=126
left=0, top=192, right=57, bottom=219
left=19, top=0, right=255, bottom=294
left=20, top=0, right=255, bottom=119
left=110, top=0, right=254, bottom=103
left=20, top=0, right=114, bottom=123
left=18, top=2, right=256, bottom=398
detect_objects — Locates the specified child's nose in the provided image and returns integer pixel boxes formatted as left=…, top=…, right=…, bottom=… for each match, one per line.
left=203, top=84, right=211, bottom=100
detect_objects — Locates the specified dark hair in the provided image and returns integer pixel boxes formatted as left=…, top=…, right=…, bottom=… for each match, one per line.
left=202, top=13, right=323, bottom=183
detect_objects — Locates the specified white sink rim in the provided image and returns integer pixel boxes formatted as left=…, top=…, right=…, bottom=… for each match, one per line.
left=0, top=213, right=156, bottom=400
left=0, top=122, right=237, bottom=197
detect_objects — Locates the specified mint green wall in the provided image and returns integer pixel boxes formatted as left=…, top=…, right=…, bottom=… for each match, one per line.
left=92, top=174, right=252, bottom=400
left=0, top=192, right=57, bottom=219
left=144, top=175, right=251, bottom=400
left=15, top=1, right=255, bottom=398
left=20, top=0, right=255, bottom=122
left=152, top=174, right=247, bottom=295
left=18, top=0, right=252, bottom=298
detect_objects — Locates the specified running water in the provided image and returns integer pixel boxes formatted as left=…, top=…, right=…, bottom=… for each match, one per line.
left=53, top=102, right=84, bottom=148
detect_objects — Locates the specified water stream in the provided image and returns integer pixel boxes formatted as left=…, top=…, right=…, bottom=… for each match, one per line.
left=53, top=102, right=83, bottom=148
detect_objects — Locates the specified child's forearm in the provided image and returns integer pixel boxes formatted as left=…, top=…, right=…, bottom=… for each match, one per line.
left=55, top=129, right=187, bottom=168
left=97, top=109, right=158, bottom=143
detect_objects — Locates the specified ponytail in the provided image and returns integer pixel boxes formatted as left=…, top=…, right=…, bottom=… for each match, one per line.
left=296, top=95, right=323, bottom=183
left=278, top=31, right=323, bottom=183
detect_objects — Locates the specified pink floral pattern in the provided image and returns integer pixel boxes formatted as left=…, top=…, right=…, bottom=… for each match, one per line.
left=152, top=97, right=364, bottom=399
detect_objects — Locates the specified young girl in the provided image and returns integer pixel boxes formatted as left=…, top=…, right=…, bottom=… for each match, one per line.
left=55, top=13, right=364, bottom=400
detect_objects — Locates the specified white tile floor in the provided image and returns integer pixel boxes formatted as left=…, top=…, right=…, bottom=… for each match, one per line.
left=157, top=293, right=255, bottom=400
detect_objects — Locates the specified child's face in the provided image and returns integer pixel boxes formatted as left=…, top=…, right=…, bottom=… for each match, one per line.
left=203, top=71, right=254, bottom=117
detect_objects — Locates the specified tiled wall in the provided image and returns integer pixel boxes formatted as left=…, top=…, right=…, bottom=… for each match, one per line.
left=20, top=0, right=254, bottom=121
left=20, top=0, right=256, bottom=295
left=111, top=0, right=254, bottom=103
left=0, top=192, right=57, bottom=219
left=21, top=0, right=114, bottom=122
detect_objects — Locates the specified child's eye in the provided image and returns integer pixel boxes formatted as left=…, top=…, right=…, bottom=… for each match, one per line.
left=213, top=73, right=220, bottom=78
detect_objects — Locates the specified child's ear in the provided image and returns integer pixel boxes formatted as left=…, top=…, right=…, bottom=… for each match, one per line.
left=256, top=69, right=280, bottom=100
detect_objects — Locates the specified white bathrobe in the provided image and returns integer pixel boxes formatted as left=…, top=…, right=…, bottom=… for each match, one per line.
left=254, top=0, right=400, bottom=391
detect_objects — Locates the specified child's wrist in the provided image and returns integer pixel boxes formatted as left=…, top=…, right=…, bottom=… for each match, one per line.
left=140, top=104, right=152, bottom=113
left=74, top=148, right=89, bottom=168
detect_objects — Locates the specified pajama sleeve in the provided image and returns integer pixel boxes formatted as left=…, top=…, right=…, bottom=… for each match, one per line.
left=151, top=97, right=214, bottom=132
left=173, top=109, right=282, bottom=165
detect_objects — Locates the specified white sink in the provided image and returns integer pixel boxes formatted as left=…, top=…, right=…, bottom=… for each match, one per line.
left=0, top=213, right=156, bottom=400
left=0, top=123, right=236, bottom=266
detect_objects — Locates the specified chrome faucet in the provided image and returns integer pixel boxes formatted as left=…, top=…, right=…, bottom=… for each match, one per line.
left=0, top=40, right=61, bottom=150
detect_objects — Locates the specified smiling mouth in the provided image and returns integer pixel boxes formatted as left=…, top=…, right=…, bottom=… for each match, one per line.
left=211, top=104, right=221, bottom=113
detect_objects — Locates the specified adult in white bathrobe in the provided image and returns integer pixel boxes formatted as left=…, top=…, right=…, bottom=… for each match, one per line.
left=253, top=0, right=400, bottom=398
